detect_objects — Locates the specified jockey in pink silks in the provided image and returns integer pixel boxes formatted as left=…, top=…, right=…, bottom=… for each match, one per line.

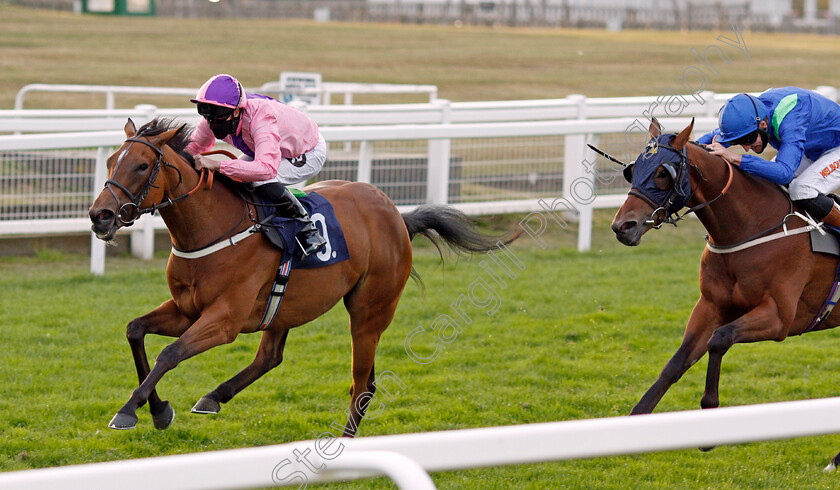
left=186, top=73, right=327, bottom=258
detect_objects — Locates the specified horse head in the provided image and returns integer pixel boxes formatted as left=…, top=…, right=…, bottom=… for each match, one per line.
left=89, top=118, right=189, bottom=241
left=611, top=119, right=695, bottom=246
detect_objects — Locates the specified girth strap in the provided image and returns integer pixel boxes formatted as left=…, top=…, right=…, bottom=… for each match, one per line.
left=804, top=259, right=840, bottom=333
left=257, top=257, right=293, bottom=331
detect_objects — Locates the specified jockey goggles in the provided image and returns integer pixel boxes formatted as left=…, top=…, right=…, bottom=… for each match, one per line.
left=196, top=102, right=235, bottom=121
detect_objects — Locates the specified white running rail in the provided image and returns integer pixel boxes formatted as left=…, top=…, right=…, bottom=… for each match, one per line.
left=2, top=397, right=840, bottom=489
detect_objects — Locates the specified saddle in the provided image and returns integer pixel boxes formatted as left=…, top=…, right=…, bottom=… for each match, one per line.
left=250, top=187, right=306, bottom=254
left=246, top=188, right=351, bottom=270
left=244, top=188, right=351, bottom=331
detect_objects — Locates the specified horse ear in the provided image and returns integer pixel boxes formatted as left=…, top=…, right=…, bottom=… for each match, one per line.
left=124, top=118, right=137, bottom=137
left=649, top=117, right=663, bottom=138
left=149, top=127, right=181, bottom=148
left=672, top=118, right=695, bottom=150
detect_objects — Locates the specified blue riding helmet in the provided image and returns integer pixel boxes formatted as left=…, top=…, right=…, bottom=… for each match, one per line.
left=716, top=93, right=769, bottom=144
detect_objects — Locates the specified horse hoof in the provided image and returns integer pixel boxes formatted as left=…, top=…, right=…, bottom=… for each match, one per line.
left=108, top=412, right=138, bottom=430
left=152, top=401, right=175, bottom=430
left=699, top=446, right=716, bottom=452
left=824, top=462, right=837, bottom=473
left=191, top=397, right=221, bottom=415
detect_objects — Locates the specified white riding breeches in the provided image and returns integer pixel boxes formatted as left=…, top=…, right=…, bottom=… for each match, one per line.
left=252, top=133, right=327, bottom=187
left=789, top=144, right=840, bottom=200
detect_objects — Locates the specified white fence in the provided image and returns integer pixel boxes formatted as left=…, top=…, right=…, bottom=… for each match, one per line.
left=3, top=396, right=840, bottom=489
left=4, top=85, right=838, bottom=273
left=0, top=116, right=717, bottom=274
left=2, top=90, right=753, bottom=132
left=13, top=81, right=438, bottom=111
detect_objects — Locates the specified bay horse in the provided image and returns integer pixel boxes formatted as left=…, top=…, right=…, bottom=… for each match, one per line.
left=611, top=119, right=840, bottom=466
left=89, top=118, right=516, bottom=436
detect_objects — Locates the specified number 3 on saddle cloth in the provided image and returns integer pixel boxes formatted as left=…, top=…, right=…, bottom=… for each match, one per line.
left=251, top=190, right=351, bottom=331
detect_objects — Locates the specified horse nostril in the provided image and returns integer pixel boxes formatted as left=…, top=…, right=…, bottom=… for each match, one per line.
left=617, top=220, right=638, bottom=234
left=91, top=209, right=114, bottom=225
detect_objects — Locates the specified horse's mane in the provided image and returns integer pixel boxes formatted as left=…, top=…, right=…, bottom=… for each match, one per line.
left=137, top=117, right=249, bottom=196
left=137, top=118, right=196, bottom=167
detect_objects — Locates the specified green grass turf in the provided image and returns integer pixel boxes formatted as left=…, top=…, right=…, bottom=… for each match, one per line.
left=3, top=211, right=840, bottom=488
left=2, top=5, right=840, bottom=109
left=4, top=5, right=840, bottom=487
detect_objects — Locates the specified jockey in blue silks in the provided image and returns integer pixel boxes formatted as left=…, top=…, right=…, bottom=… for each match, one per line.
left=700, top=87, right=840, bottom=227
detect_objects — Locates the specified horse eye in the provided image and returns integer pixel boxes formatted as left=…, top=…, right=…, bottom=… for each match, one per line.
left=656, top=170, right=668, bottom=179
left=137, top=163, right=149, bottom=172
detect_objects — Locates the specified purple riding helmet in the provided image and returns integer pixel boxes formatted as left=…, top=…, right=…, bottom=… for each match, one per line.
left=191, top=74, right=246, bottom=139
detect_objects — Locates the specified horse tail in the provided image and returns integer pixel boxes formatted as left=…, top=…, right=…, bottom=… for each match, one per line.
left=401, top=205, right=522, bottom=285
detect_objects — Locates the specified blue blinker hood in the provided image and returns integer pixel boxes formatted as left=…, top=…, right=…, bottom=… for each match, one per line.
left=628, top=134, right=693, bottom=215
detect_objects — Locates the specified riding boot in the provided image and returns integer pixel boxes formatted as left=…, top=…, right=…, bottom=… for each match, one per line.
left=254, top=183, right=327, bottom=258
left=822, top=202, right=840, bottom=228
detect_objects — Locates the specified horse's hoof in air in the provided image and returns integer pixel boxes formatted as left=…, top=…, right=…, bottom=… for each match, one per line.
left=191, top=397, right=221, bottom=415
left=108, top=412, right=138, bottom=430
left=152, top=401, right=175, bottom=430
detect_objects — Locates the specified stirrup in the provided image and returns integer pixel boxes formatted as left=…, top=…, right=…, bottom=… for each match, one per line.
left=295, top=234, right=327, bottom=258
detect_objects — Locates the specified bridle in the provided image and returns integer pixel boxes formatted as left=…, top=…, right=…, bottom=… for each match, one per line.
left=104, top=136, right=211, bottom=225
left=629, top=141, right=735, bottom=229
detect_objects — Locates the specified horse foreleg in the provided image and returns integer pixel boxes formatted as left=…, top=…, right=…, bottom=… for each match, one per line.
left=632, top=297, right=719, bottom=415
left=192, top=329, right=291, bottom=415
left=701, top=297, right=784, bottom=411
left=125, top=299, right=192, bottom=429
left=109, top=309, right=238, bottom=430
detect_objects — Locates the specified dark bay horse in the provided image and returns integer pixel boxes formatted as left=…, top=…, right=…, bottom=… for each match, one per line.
left=89, top=118, right=516, bottom=436
left=611, top=119, right=840, bottom=465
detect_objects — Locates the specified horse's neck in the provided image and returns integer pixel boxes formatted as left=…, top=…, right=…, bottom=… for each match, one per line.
left=689, top=149, right=790, bottom=245
left=158, top=153, right=248, bottom=251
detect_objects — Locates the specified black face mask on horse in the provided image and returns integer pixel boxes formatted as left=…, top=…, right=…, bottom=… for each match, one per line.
left=624, top=134, right=693, bottom=228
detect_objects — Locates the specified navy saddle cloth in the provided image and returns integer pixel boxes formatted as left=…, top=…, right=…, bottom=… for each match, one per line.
left=254, top=191, right=350, bottom=269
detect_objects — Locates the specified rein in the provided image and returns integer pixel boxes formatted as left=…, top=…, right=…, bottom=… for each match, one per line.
left=104, top=140, right=258, bottom=258
left=704, top=197, right=820, bottom=254
left=105, top=137, right=213, bottom=225
left=686, top=155, right=816, bottom=253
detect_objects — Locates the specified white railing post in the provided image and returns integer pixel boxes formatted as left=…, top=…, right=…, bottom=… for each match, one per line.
left=699, top=91, right=717, bottom=117
left=90, top=146, right=110, bottom=275
left=357, top=141, right=373, bottom=183
left=130, top=216, right=155, bottom=260
left=426, top=99, right=452, bottom=205
left=562, top=94, right=592, bottom=251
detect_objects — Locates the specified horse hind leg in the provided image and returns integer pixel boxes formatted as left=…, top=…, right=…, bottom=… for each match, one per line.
left=342, top=294, right=401, bottom=437
left=825, top=451, right=840, bottom=472
left=192, top=329, right=290, bottom=415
